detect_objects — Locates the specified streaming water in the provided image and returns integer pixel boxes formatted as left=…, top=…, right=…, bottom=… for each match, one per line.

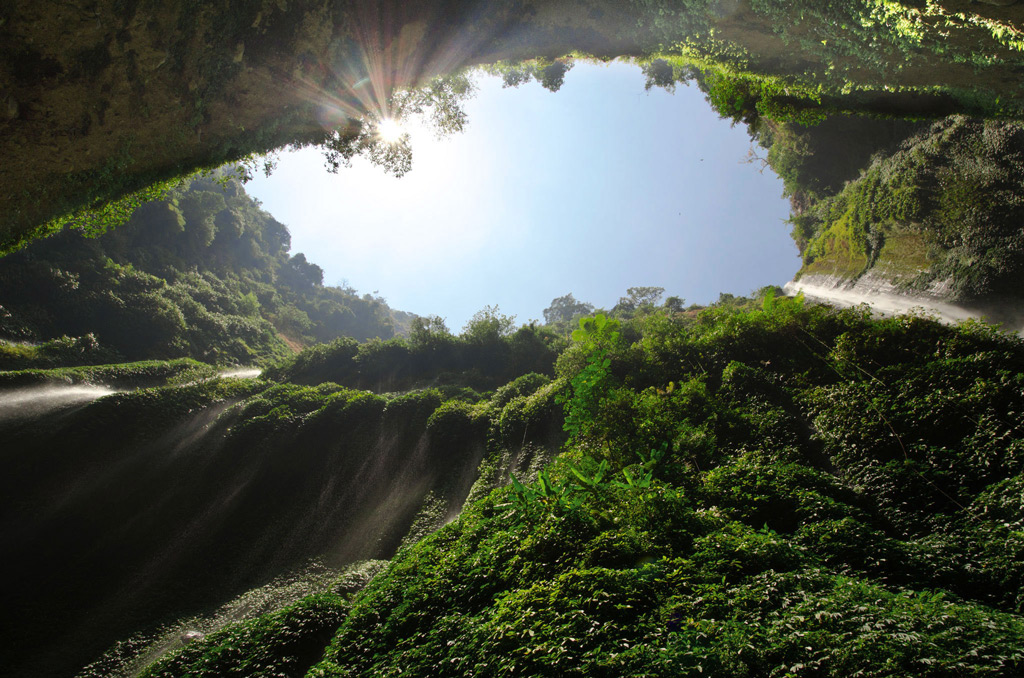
left=0, top=384, right=116, bottom=422
left=3, top=383, right=492, bottom=677
left=784, top=278, right=991, bottom=326
left=218, top=367, right=262, bottom=379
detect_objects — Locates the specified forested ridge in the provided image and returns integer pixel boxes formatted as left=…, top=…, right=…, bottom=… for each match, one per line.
left=0, top=173, right=409, bottom=369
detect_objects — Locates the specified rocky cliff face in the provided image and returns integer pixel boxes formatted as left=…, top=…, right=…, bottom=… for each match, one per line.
left=785, top=116, right=1024, bottom=321
left=4, top=1, right=1024, bottom=253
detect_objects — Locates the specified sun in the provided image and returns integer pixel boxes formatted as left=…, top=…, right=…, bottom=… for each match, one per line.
left=377, top=118, right=405, bottom=143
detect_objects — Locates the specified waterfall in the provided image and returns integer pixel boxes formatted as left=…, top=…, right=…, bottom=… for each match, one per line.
left=217, top=367, right=262, bottom=379
left=783, top=274, right=1023, bottom=331
left=0, top=382, right=493, bottom=678
left=0, top=384, right=116, bottom=422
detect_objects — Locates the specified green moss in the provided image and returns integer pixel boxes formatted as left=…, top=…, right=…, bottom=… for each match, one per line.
left=872, top=231, right=935, bottom=278
left=800, top=211, right=871, bottom=278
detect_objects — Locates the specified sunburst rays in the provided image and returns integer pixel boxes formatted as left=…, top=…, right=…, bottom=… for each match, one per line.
left=293, top=2, right=500, bottom=143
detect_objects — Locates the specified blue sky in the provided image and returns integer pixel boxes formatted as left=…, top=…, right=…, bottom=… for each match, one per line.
left=245, top=60, right=799, bottom=331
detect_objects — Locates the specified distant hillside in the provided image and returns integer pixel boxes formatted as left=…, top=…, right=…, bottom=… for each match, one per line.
left=0, top=174, right=411, bottom=367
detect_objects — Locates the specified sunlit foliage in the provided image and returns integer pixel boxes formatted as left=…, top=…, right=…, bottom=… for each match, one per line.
left=91, top=297, right=1024, bottom=677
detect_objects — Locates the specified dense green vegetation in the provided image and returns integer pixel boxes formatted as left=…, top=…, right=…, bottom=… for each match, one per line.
left=304, top=300, right=1024, bottom=677
left=0, top=174, right=409, bottom=368
left=1, top=293, right=573, bottom=677
left=6, top=4, right=1024, bottom=677
left=265, top=308, right=565, bottom=394
left=54, top=298, right=1021, bottom=677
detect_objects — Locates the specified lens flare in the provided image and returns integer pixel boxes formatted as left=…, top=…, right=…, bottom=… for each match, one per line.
left=299, top=2, right=497, bottom=143
left=377, top=118, right=405, bottom=143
